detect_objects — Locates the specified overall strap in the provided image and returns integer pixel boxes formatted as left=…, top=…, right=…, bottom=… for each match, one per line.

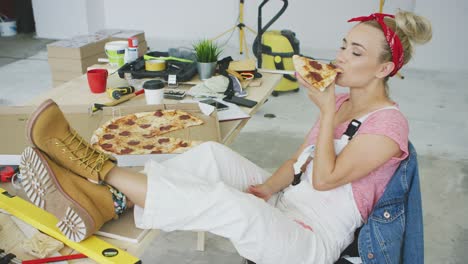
left=343, top=106, right=399, bottom=140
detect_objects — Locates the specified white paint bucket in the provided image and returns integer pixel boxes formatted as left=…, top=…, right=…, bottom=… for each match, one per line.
left=0, top=15, right=17, bottom=37
left=105, top=41, right=127, bottom=67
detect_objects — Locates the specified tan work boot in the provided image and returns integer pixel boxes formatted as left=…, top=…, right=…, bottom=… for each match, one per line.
left=27, top=99, right=115, bottom=183
left=19, top=147, right=117, bottom=242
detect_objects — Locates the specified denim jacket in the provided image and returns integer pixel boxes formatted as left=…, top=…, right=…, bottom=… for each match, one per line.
left=358, top=142, right=423, bottom=264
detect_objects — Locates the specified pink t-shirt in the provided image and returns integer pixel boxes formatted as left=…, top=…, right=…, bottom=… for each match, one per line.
left=306, top=93, right=409, bottom=221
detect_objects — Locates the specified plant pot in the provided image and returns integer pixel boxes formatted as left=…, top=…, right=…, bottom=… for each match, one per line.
left=197, top=62, right=217, bottom=80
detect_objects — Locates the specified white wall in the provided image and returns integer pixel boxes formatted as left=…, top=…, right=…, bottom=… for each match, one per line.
left=32, top=0, right=87, bottom=39
left=32, top=0, right=104, bottom=39
left=410, top=0, right=468, bottom=72
left=33, top=0, right=466, bottom=72
left=85, top=0, right=106, bottom=34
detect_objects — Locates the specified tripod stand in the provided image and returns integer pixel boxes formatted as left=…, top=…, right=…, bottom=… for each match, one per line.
left=212, top=0, right=256, bottom=55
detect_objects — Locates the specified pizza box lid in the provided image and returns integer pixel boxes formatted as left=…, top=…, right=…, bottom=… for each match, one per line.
left=0, top=103, right=221, bottom=167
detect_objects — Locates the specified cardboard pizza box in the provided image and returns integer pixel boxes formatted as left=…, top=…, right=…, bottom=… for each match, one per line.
left=0, top=103, right=221, bottom=167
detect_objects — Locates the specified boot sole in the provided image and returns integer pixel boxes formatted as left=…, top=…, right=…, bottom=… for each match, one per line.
left=19, top=146, right=96, bottom=242
left=26, top=99, right=55, bottom=148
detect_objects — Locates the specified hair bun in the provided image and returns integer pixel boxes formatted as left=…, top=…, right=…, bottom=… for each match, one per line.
left=395, top=10, right=432, bottom=44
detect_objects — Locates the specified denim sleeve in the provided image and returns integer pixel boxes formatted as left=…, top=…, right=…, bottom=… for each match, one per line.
left=402, top=150, right=424, bottom=264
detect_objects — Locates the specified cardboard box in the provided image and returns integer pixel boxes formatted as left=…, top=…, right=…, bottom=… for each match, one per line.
left=138, top=40, right=148, bottom=57
left=48, top=52, right=105, bottom=73
left=96, top=29, right=146, bottom=44
left=0, top=103, right=220, bottom=167
left=51, top=70, right=83, bottom=82
left=47, top=34, right=109, bottom=59
left=52, top=80, right=68, bottom=88
left=47, top=30, right=146, bottom=60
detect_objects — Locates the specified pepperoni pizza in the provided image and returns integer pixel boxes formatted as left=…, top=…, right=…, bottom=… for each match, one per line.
left=91, top=109, right=204, bottom=155
left=292, top=55, right=343, bottom=91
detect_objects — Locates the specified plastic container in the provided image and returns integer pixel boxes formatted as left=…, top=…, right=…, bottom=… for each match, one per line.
left=105, top=41, right=127, bottom=67
left=0, top=14, right=17, bottom=37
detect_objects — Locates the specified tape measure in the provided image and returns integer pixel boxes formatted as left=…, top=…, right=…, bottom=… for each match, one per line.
left=107, top=86, right=135, bottom=100
left=0, top=165, right=18, bottom=182
left=145, top=59, right=166, bottom=71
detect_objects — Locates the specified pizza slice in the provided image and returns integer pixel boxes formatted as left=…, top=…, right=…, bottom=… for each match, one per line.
left=292, top=55, right=343, bottom=91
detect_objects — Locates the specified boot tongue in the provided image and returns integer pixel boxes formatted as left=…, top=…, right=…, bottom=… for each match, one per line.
left=66, top=131, right=105, bottom=169
left=98, top=158, right=116, bottom=181
left=65, top=129, right=116, bottom=181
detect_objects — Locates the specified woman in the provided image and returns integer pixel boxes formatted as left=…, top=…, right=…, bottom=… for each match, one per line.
left=19, top=10, right=431, bottom=264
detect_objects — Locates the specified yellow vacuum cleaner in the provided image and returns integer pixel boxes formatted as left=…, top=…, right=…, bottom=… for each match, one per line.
left=253, top=0, right=300, bottom=96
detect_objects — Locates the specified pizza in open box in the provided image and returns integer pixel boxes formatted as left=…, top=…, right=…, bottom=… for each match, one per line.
left=91, top=109, right=204, bottom=155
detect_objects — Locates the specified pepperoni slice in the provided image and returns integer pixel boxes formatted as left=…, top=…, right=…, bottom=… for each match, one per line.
left=178, top=142, right=188, bottom=148
left=101, top=143, right=113, bottom=149
left=154, top=110, right=164, bottom=117
left=143, top=144, right=155, bottom=150
left=119, top=131, right=131, bottom=136
left=139, top=124, right=151, bottom=129
left=309, top=60, right=323, bottom=70
left=158, top=138, right=170, bottom=144
left=179, top=115, right=190, bottom=120
left=125, top=119, right=135, bottom=125
left=308, top=72, right=323, bottom=82
left=107, top=124, right=119, bottom=130
left=120, top=148, right=134, bottom=154
left=127, top=140, right=140, bottom=146
left=103, top=134, right=115, bottom=140
left=160, top=125, right=173, bottom=131
left=151, top=150, right=162, bottom=154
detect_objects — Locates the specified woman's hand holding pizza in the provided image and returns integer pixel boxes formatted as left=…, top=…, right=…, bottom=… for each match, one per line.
left=296, top=71, right=337, bottom=115
left=292, top=55, right=342, bottom=115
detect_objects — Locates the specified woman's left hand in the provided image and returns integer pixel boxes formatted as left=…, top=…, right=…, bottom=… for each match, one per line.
left=246, top=184, right=273, bottom=201
left=296, top=72, right=336, bottom=115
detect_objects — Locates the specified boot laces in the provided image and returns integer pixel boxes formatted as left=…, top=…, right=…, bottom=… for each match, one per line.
left=59, top=129, right=110, bottom=173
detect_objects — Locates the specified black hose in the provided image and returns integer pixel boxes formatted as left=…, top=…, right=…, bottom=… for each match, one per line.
left=255, top=0, right=289, bottom=67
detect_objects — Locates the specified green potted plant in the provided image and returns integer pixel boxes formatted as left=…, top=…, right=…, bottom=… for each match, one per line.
left=193, top=39, right=222, bottom=80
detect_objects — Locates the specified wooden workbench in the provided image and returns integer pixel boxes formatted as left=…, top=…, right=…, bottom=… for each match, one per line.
left=29, top=68, right=282, bottom=145
left=16, top=66, right=282, bottom=261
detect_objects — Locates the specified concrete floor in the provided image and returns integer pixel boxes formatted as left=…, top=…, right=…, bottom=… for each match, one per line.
left=0, top=34, right=467, bottom=263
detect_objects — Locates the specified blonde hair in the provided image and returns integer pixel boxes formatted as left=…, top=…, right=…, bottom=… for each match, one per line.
left=363, top=10, right=432, bottom=93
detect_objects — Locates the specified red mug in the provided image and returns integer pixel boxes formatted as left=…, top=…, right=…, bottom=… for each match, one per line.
left=87, top=69, right=108, bottom=93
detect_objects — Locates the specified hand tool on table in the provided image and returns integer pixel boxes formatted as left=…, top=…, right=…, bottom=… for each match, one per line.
left=0, top=249, right=20, bottom=264
left=92, top=89, right=145, bottom=112
left=107, top=86, right=136, bottom=100
left=0, top=188, right=141, bottom=264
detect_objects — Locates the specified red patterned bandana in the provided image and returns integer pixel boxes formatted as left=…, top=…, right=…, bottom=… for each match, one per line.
left=348, top=13, right=404, bottom=77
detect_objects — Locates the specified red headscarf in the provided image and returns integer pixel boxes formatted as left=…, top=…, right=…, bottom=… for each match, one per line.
left=348, top=13, right=403, bottom=77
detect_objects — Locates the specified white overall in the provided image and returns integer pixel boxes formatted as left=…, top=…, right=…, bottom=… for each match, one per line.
left=133, top=106, right=398, bottom=264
